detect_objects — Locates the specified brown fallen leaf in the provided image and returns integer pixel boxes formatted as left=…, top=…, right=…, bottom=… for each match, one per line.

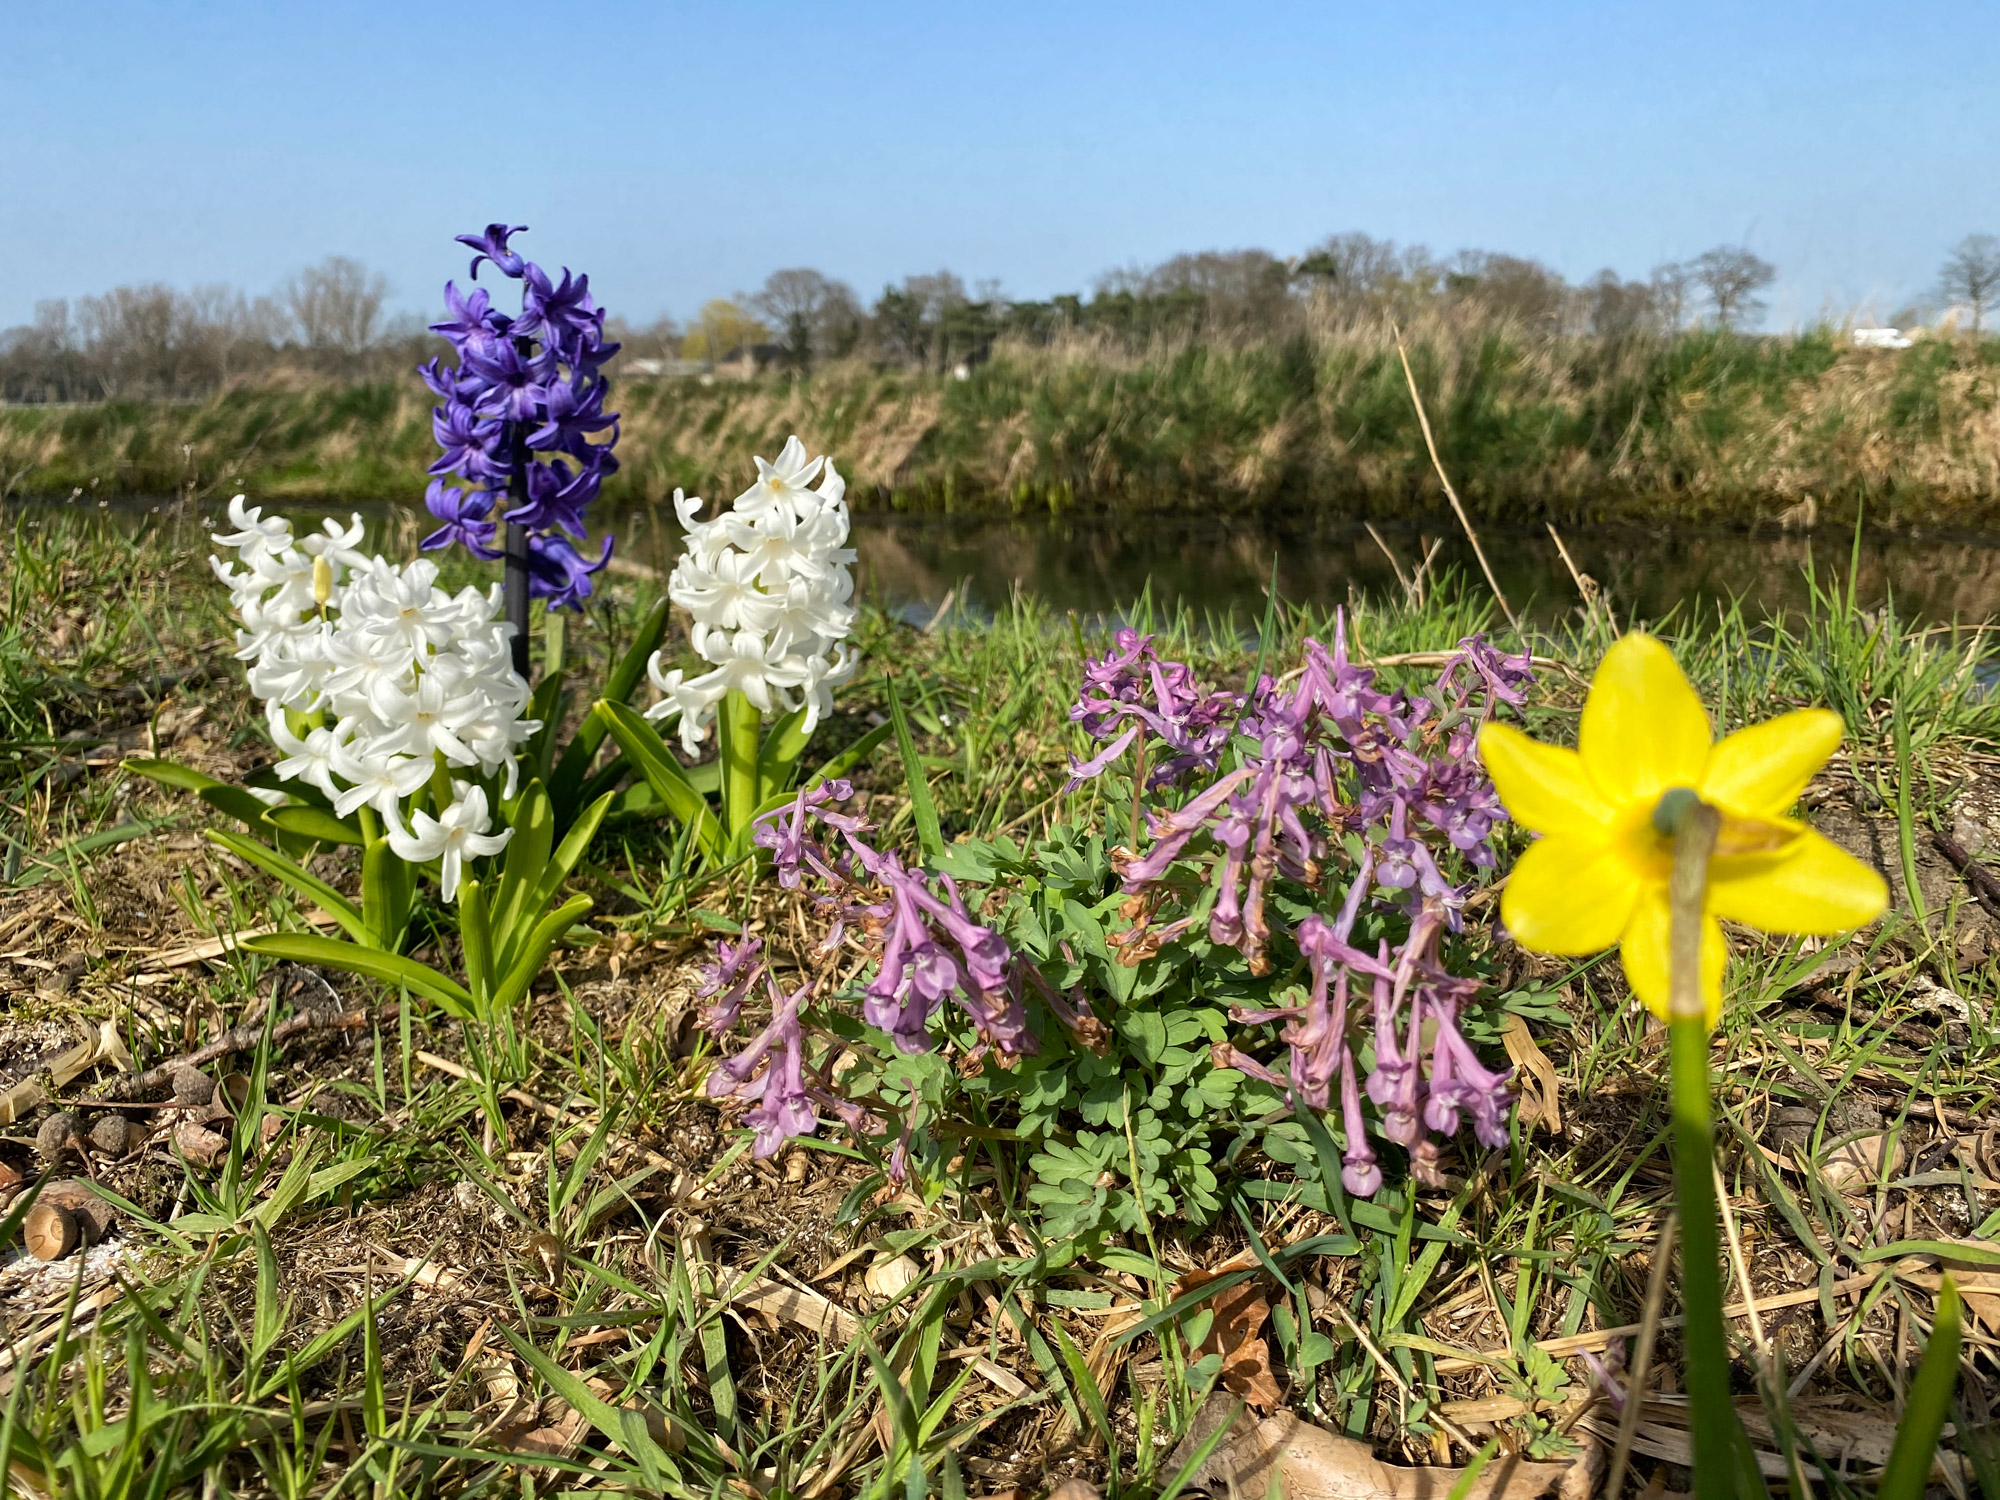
left=1174, top=1252, right=1282, bottom=1410
left=1819, top=1130, right=1903, bottom=1193
left=1501, top=1014, right=1560, bottom=1134
left=1173, top=1395, right=1582, bottom=1500
left=173, top=1120, right=230, bottom=1167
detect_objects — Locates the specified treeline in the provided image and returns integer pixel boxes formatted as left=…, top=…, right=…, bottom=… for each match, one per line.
left=665, top=238, right=1791, bottom=377
left=0, top=232, right=1863, bottom=403
left=12, top=229, right=1997, bottom=405
left=0, top=257, right=432, bottom=403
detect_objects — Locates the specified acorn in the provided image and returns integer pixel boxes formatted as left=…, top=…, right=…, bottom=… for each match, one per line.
left=89, top=1114, right=142, bottom=1158
left=171, top=1066, right=216, bottom=1108
left=35, top=1111, right=82, bottom=1164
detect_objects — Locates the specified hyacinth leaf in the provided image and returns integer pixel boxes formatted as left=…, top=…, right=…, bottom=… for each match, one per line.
left=120, top=754, right=313, bottom=855
left=490, top=779, right=555, bottom=971
left=756, top=707, right=811, bottom=802
left=549, top=597, right=673, bottom=820
left=886, top=676, right=944, bottom=861
left=241, top=933, right=474, bottom=1018
left=493, top=894, right=594, bottom=1014
left=203, top=830, right=370, bottom=947
left=458, top=877, right=495, bottom=1013
left=123, top=757, right=225, bottom=796
left=595, top=701, right=724, bottom=861
left=360, top=836, right=416, bottom=952
left=529, top=790, right=614, bottom=911
left=1876, top=1276, right=1962, bottom=1500
left=522, top=669, right=570, bottom=788
left=265, top=806, right=364, bottom=847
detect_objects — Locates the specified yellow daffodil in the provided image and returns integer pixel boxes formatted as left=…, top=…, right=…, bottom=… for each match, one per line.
left=1477, top=632, right=1887, bottom=1025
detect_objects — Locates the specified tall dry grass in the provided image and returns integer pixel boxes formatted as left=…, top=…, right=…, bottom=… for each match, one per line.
left=6, top=311, right=2000, bottom=525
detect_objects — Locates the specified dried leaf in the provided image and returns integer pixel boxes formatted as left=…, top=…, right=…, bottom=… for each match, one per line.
left=1502, top=1013, right=1561, bottom=1133
left=1176, top=1253, right=1282, bottom=1410
left=1820, top=1131, right=1904, bottom=1193
left=1182, top=1403, right=1580, bottom=1500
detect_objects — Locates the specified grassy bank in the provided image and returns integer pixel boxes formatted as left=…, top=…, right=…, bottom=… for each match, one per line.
left=1, top=508, right=1997, bottom=1494
left=7, top=318, right=2000, bottom=526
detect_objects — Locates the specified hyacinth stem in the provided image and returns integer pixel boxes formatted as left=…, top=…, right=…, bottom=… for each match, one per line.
left=719, top=689, right=762, bottom=854
left=502, top=336, right=534, bottom=682
left=1663, top=793, right=1759, bottom=1500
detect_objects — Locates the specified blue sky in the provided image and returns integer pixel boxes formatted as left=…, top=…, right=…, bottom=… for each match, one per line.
left=4, top=1, right=1995, bottom=331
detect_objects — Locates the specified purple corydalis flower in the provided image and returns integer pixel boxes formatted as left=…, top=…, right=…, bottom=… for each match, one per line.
left=1098, top=612, right=1529, bottom=1193
left=697, top=935, right=765, bottom=1034
left=754, top=781, right=1032, bottom=1062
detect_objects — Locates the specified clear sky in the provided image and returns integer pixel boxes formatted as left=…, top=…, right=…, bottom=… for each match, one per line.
left=4, top=1, right=1995, bottom=332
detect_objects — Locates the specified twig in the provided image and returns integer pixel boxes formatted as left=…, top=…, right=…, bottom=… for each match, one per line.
left=1325, top=1300, right=1482, bottom=1454
left=1605, top=1213, right=1678, bottom=1500
left=1364, top=523, right=1419, bottom=603
left=1390, top=324, right=1520, bottom=635
left=1930, top=829, right=2000, bottom=925
left=91, top=1004, right=381, bottom=1102
left=1546, top=522, right=1612, bottom=635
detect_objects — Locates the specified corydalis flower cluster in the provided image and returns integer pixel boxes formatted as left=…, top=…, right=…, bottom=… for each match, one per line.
left=1073, top=618, right=1532, bottom=1193
left=644, top=437, right=858, bottom=752
left=420, top=224, right=619, bottom=611
left=683, top=781, right=1036, bottom=1160
left=210, top=495, right=534, bottom=898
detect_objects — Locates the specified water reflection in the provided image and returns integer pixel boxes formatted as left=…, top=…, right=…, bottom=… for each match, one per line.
left=843, top=515, right=2000, bottom=627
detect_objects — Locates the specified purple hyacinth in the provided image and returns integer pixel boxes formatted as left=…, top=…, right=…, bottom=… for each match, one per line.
left=422, top=224, right=620, bottom=611
left=1092, top=613, right=1532, bottom=1192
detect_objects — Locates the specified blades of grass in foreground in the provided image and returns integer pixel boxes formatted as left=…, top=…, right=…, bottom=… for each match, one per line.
left=1875, top=1277, right=1962, bottom=1500
left=886, top=674, right=943, bottom=860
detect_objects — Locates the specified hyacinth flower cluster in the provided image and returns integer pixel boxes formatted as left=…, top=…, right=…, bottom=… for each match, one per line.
left=1072, top=618, right=1533, bottom=1192
left=210, top=495, right=535, bottom=898
left=645, top=436, right=859, bottom=753
left=420, top=224, right=620, bottom=611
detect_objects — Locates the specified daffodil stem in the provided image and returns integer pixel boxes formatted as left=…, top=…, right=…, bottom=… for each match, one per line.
left=1665, top=798, right=1762, bottom=1500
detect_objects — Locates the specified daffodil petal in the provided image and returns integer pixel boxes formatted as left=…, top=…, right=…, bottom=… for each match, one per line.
left=1579, top=634, right=1712, bottom=806
left=1477, top=723, right=1616, bottom=835
left=1619, top=886, right=1729, bottom=1026
left=1708, top=828, right=1888, bottom=933
left=1701, top=709, right=1843, bottom=818
left=1499, top=835, right=1642, bottom=953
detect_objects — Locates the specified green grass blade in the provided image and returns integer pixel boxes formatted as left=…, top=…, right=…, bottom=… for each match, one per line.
left=1876, top=1277, right=1962, bottom=1500
left=241, top=933, right=474, bottom=1017
left=886, top=675, right=943, bottom=860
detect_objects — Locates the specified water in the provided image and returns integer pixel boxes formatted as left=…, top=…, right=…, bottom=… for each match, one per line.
left=29, top=494, right=2000, bottom=628
left=829, top=513, right=2000, bottom=628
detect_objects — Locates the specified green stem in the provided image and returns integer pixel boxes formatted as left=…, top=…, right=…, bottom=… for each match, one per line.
left=1664, top=797, right=1763, bottom=1500
left=719, top=689, right=762, bottom=853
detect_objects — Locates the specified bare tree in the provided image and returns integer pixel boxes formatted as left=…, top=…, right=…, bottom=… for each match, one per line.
left=1443, top=251, right=1569, bottom=332
left=1690, top=246, right=1775, bottom=330
left=1939, top=234, right=2000, bottom=334
left=77, top=283, right=185, bottom=397
left=283, top=256, right=389, bottom=355
left=1648, top=261, right=1692, bottom=331
left=1585, top=270, right=1662, bottom=339
left=750, top=268, right=862, bottom=372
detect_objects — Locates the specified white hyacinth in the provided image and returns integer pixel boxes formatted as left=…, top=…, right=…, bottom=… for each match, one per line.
left=646, top=436, right=859, bottom=754
left=210, top=495, right=535, bottom=886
